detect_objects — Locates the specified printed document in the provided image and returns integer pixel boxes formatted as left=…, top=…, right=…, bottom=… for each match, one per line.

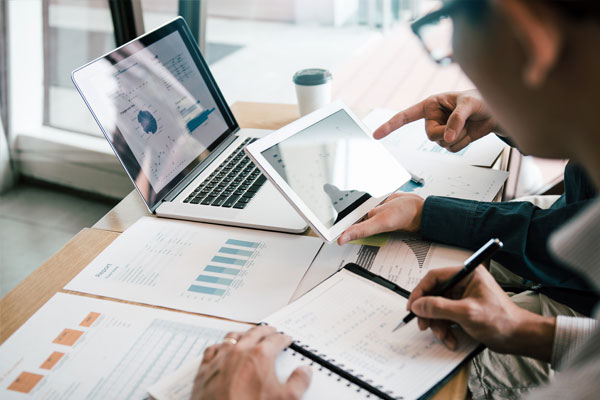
left=0, top=293, right=249, bottom=399
left=65, top=217, right=322, bottom=322
left=397, top=155, right=508, bottom=202
left=293, top=232, right=471, bottom=300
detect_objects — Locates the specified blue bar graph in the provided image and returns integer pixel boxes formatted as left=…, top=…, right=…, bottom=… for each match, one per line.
left=225, top=239, right=259, bottom=248
left=188, top=285, right=225, bottom=296
left=196, top=275, right=233, bottom=285
left=219, top=247, right=253, bottom=257
left=187, top=238, right=263, bottom=297
left=186, top=108, right=215, bottom=133
left=205, top=265, right=240, bottom=276
left=212, top=256, right=246, bottom=266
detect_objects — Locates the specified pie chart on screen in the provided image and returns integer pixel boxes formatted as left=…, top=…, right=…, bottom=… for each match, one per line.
left=138, top=110, right=157, bottom=134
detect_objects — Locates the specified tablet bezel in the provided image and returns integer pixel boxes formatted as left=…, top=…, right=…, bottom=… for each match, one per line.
left=245, top=101, right=410, bottom=243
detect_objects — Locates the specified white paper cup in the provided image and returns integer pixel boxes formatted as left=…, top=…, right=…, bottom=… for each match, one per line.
left=293, top=68, right=332, bottom=116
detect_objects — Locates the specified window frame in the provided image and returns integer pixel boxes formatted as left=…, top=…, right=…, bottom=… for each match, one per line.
left=7, top=0, right=206, bottom=199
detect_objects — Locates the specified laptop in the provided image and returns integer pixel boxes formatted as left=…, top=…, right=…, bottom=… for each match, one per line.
left=72, top=17, right=307, bottom=233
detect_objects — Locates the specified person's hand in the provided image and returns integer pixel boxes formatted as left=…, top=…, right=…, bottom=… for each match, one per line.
left=192, top=326, right=312, bottom=400
left=373, top=90, right=501, bottom=152
left=337, top=193, right=424, bottom=245
left=406, top=266, right=555, bottom=362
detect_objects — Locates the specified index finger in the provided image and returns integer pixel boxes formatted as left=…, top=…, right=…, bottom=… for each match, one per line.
left=406, top=266, right=462, bottom=310
left=237, top=325, right=277, bottom=349
left=253, top=332, right=294, bottom=360
left=373, top=100, right=427, bottom=140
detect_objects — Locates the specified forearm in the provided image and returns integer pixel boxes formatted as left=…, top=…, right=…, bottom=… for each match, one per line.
left=507, top=310, right=556, bottom=363
left=420, top=196, right=593, bottom=289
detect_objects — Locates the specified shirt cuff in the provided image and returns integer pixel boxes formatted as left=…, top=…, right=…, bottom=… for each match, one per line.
left=551, top=315, right=598, bottom=370
left=420, top=196, right=479, bottom=246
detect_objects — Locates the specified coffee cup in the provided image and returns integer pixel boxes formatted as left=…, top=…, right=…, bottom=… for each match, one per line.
left=293, top=68, right=332, bottom=117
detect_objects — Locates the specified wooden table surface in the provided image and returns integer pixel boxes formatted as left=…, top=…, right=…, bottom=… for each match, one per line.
left=0, top=101, right=470, bottom=400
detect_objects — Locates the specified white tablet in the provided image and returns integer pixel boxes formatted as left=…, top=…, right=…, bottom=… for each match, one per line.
left=245, top=101, right=410, bottom=243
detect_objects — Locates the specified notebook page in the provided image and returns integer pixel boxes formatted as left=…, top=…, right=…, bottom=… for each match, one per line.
left=148, top=347, right=371, bottom=400
left=264, top=269, right=479, bottom=400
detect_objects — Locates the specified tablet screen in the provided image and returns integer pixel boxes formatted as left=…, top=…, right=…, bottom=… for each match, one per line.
left=261, top=110, right=404, bottom=229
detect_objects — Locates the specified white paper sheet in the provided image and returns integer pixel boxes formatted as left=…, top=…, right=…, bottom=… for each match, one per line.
left=148, top=348, right=370, bottom=400
left=267, top=269, right=479, bottom=400
left=363, top=108, right=507, bottom=167
left=292, top=232, right=471, bottom=300
left=65, top=217, right=322, bottom=322
left=397, top=155, right=508, bottom=202
left=0, top=293, right=249, bottom=399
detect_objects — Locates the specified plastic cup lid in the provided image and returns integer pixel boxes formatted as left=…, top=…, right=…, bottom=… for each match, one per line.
left=293, top=68, right=332, bottom=86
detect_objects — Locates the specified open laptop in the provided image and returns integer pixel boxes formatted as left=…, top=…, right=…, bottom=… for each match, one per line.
left=72, top=17, right=307, bottom=233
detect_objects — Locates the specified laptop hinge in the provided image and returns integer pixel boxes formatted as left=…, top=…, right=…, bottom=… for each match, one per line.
left=161, top=133, right=240, bottom=204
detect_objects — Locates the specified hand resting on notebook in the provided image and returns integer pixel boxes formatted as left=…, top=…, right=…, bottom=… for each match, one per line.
left=191, top=325, right=312, bottom=400
left=407, top=265, right=556, bottom=363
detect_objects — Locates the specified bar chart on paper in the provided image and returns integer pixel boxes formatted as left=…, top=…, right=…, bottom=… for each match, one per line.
left=187, top=239, right=262, bottom=299
left=0, top=294, right=249, bottom=400
left=66, top=217, right=322, bottom=322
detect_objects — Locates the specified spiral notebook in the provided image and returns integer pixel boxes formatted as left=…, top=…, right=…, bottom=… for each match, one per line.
left=150, top=264, right=481, bottom=400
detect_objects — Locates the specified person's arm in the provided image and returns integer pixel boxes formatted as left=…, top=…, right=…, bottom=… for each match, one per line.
left=339, top=192, right=594, bottom=290
left=420, top=196, right=595, bottom=291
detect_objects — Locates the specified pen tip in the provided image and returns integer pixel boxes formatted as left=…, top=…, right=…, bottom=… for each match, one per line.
left=392, top=322, right=405, bottom=332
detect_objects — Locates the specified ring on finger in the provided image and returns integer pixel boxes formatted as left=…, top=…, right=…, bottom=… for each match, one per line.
left=222, top=337, right=238, bottom=345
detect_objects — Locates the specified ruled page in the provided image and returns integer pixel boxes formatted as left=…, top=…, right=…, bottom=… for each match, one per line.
left=264, top=269, right=479, bottom=400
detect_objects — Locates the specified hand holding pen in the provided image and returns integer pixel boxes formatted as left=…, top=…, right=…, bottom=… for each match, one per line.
left=394, top=238, right=502, bottom=331
left=390, top=238, right=557, bottom=355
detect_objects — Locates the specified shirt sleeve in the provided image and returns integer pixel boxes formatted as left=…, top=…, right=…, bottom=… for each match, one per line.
left=419, top=196, right=594, bottom=292
left=551, top=316, right=598, bottom=370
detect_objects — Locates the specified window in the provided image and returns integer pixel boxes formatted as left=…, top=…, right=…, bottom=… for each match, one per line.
left=45, top=0, right=117, bottom=136
left=6, top=0, right=422, bottom=198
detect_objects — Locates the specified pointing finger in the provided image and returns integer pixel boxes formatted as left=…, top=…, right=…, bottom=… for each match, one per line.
left=373, top=100, right=427, bottom=140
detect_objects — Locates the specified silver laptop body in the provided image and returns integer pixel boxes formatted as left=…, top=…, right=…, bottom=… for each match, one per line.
left=72, top=17, right=306, bottom=233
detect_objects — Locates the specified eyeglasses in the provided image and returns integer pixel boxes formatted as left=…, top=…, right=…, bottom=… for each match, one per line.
left=410, top=1, right=470, bottom=65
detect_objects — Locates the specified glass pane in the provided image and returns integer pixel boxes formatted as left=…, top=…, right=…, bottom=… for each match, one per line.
left=45, top=0, right=116, bottom=136
left=141, top=0, right=179, bottom=32
left=138, top=0, right=376, bottom=106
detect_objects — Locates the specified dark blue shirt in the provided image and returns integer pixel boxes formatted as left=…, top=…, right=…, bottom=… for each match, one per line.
left=420, top=161, right=599, bottom=315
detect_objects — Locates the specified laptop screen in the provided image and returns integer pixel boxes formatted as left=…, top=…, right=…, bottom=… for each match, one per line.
left=72, top=18, right=237, bottom=211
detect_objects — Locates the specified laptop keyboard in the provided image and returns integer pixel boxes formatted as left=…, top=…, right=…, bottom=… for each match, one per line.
left=183, top=138, right=267, bottom=209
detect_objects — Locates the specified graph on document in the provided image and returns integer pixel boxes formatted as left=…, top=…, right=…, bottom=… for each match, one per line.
left=186, top=239, right=263, bottom=301
left=87, top=319, right=222, bottom=400
left=353, top=233, right=434, bottom=289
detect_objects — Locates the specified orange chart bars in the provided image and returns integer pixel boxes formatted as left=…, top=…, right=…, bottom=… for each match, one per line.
left=40, top=351, right=65, bottom=370
left=52, top=328, right=84, bottom=346
left=7, top=372, right=44, bottom=394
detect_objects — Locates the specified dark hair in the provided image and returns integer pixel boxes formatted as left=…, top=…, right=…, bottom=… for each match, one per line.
left=548, top=0, right=600, bottom=21
left=527, top=0, right=600, bottom=22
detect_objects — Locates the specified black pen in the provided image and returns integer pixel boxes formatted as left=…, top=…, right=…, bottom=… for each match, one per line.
left=392, top=238, right=503, bottom=332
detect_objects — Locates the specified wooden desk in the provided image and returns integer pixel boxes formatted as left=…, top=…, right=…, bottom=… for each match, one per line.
left=1, top=102, right=469, bottom=400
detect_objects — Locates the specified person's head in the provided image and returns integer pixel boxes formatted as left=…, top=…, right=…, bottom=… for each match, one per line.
left=418, top=0, right=600, bottom=179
